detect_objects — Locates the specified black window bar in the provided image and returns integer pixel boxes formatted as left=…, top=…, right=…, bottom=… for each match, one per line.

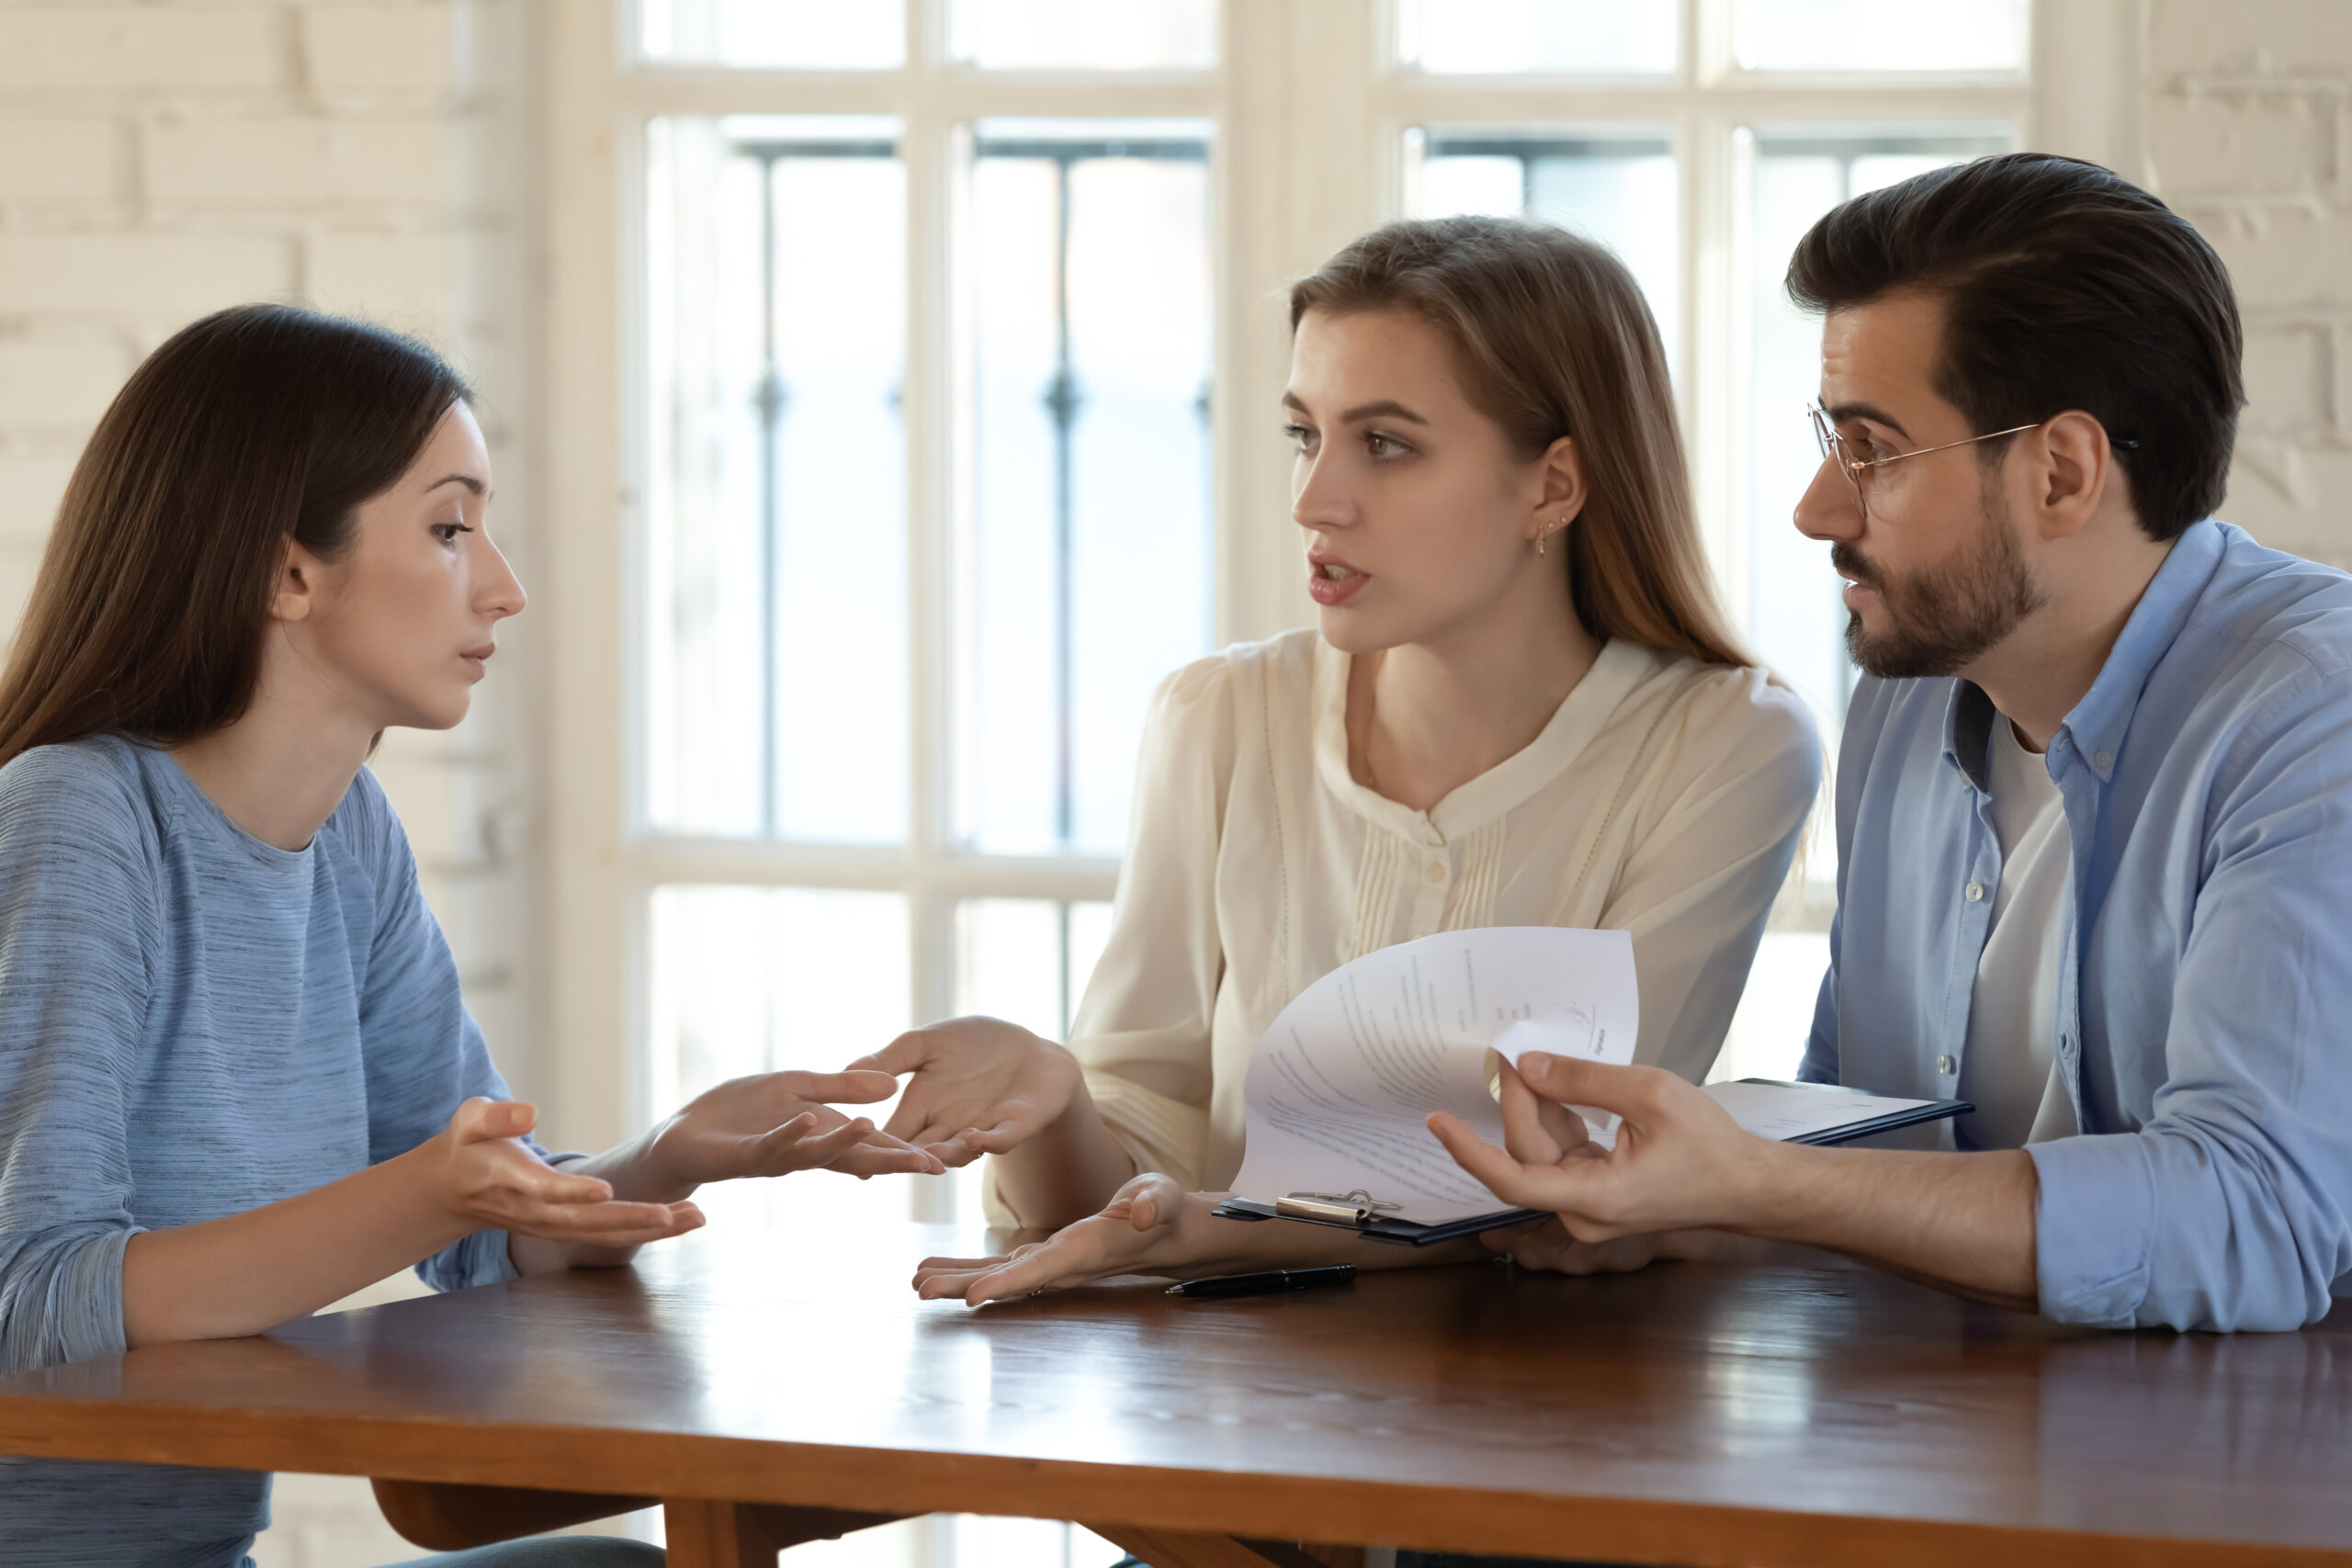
left=727, top=134, right=899, bottom=841
left=1421, top=132, right=1673, bottom=214
left=729, top=130, right=1208, bottom=1026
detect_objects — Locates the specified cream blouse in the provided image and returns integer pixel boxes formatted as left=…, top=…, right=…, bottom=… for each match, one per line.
left=988, top=629, right=1821, bottom=1221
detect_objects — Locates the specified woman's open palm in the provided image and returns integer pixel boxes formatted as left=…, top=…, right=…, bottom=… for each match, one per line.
left=912, top=1173, right=1193, bottom=1305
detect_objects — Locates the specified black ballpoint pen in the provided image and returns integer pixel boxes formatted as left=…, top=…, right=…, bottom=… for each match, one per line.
left=1166, top=1264, right=1356, bottom=1300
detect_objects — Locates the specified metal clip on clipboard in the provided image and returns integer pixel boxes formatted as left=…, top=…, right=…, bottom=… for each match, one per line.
left=1272, top=1190, right=1401, bottom=1227
left=1212, top=1188, right=1546, bottom=1246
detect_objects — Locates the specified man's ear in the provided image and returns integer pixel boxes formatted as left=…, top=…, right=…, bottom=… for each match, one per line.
left=2031, top=411, right=2119, bottom=542
left=271, top=541, right=323, bottom=625
left=1530, top=435, right=1589, bottom=544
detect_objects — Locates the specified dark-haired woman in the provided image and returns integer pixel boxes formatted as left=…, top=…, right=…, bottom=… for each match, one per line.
left=0, top=305, right=941, bottom=1567
left=881, top=216, right=1822, bottom=1300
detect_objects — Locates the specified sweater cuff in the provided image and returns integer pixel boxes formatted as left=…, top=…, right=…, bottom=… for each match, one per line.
left=2, top=1226, right=136, bottom=1375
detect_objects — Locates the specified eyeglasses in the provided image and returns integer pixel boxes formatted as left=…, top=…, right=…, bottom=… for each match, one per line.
left=1808, top=401, right=2041, bottom=523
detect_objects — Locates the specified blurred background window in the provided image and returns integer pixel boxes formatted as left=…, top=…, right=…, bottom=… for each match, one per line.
left=633, top=0, right=2033, bottom=1213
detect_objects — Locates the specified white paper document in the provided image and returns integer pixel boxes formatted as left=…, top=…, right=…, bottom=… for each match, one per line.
left=1699, top=1079, right=1944, bottom=1143
left=1229, top=927, right=1640, bottom=1225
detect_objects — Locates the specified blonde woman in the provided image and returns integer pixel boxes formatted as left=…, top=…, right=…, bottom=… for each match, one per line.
left=872, top=216, right=1819, bottom=1292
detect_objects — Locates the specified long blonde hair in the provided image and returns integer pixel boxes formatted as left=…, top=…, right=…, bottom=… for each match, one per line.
left=1291, top=216, right=1747, bottom=668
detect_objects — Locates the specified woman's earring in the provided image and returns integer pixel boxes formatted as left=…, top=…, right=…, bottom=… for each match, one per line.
left=1536, top=516, right=1566, bottom=557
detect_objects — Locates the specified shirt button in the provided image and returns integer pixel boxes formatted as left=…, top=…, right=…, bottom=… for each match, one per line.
left=1425, top=860, right=1446, bottom=884
left=2093, top=749, right=2114, bottom=771
left=1963, top=881, right=1985, bottom=902
left=1937, top=1054, right=1957, bottom=1075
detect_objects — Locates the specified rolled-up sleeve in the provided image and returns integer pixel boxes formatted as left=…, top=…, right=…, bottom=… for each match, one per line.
left=2030, top=668, right=2352, bottom=1331
left=0, top=764, right=157, bottom=1373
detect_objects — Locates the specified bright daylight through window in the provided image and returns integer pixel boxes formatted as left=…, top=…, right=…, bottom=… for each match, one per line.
left=620, top=0, right=2034, bottom=1561
left=630, top=0, right=2028, bottom=1401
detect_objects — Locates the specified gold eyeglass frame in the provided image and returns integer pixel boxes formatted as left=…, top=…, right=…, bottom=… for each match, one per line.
left=1807, top=400, right=2040, bottom=523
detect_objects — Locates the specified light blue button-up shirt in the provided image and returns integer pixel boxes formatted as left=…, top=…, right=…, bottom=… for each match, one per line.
left=1802, top=519, right=2352, bottom=1331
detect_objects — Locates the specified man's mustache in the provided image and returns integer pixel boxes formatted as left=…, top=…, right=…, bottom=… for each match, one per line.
left=1831, top=542, right=1883, bottom=592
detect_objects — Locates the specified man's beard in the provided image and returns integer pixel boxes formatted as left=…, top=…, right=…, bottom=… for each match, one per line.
left=1833, top=501, right=2044, bottom=681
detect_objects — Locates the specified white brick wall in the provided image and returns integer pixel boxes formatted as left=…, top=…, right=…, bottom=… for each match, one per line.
left=0, top=5, right=545, bottom=1559
left=2, top=2, right=2348, bottom=1564
left=2148, top=0, right=2352, bottom=562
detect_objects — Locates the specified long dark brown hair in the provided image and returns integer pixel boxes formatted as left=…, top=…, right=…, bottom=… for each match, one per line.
left=1292, top=216, right=1747, bottom=668
left=0, top=304, right=470, bottom=769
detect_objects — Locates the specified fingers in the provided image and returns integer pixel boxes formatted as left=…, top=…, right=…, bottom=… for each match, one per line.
left=830, top=1138, right=948, bottom=1179
left=451, top=1096, right=537, bottom=1145
left=911, top=1244, right=1036, bottom=1301
left=917, top=1133, right=987, bottom=1169
left=840, top=1032, right=929, bottom=1078
left=497, top=1150, right=615, bottom=1207
left=954, top=1118, right=1037, bottom=1158
left=1485, top=1224, right=1659, bottom=1277
left=1514, top=1053, right=1646, bottom=1117
left=910, top=1118, right=1035, bottom=1168
left=504, top=1198, right=705, bottom=1246
left=914, top=1231, right=1097, bottom=1307
left=1427, top=1111, right=1592, bottom=1213
left=1498, top=1063, right=1567, bottom=1166
left=776, top=1069, right=902, bottom=1106
left=1121, top=1173, right=1187, bottom=1233
left=957, top=1249, right=1070, bottom=1307
left=754, top=1112, right=871, bottom=1173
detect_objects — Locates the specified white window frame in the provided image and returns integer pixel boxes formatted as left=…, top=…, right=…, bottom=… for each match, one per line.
left=537, top=0, right=2142, bottom=1156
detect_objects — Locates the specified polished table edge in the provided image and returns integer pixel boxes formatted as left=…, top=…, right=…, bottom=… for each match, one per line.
left=372, top=1479, right=1358, bottom=1568
left=0, top=1397, right=2343, bottom=1568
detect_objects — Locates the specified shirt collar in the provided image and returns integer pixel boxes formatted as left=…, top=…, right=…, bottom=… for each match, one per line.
left=1313, top=636, right=1657, bottom=843
left=1938, top=518, right=2224, bottom=792
left=2055, top=517, right=2224, bottom=782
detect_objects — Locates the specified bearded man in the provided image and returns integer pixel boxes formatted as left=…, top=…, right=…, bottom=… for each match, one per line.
left=1430, top=151, right=2352, bottom=1332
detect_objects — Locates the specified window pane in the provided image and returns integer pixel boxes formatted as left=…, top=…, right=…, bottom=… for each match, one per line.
left=648, top=886, right=914, bottom=1234
left=1743, top=129, right=2008, bottom=790
left=958, top=121, right=1214, bottom=855
left=954, top=1518, right=1125, bottom=1568
left=1707, top=931, right=1831, bottom=1084
left=1408, top=130, right=1680, bottom=374
left=951, top=0, right=1215, bottom=69
left=640, top=0, right=903, bottom=68
left=647, top=117, right=909, bottom=843
left=1397, top=0, right=1676, bottom=74
left=955, top=897, right=1114, bottom=1040
left=951, top=896, right=1113, bottom=1221
left=1735, top=0, right=2029, bottom=73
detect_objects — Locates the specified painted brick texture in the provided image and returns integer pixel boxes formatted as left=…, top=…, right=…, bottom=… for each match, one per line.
left=2149, top=0, right=2352, bottom=562
left=0, top=12, right=539, bottom=1556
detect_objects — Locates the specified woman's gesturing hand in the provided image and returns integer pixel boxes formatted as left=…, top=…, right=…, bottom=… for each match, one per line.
left=849, top=1017, right=1086, bottom=1167
left=912, top=1172, right=1200, bottom=1305
left=645, top=1069, right=946, bottom=1193
left=424, top=1098, right=707, bottom=1247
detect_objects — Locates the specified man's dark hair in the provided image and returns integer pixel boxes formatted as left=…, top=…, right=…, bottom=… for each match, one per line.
left=1785, top=152, right=2244, bottom=542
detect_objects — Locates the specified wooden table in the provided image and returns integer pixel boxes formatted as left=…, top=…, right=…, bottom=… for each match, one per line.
left=0, top=1224, right=2349, bottom=1568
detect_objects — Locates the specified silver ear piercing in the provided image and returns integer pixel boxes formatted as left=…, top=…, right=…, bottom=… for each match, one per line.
left=1536, top=516, right=1567, bottom=557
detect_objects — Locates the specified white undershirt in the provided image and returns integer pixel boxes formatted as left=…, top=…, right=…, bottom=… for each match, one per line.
left=1954, top=716, right=2080, bottom=1150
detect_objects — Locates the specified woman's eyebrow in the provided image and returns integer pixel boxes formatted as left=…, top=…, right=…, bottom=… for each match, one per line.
left=1340, top=399, right=1429, bottom=425
left=1278, top=393, right=1431, bottom=427
left=426, top=474, right=487, bottom=496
